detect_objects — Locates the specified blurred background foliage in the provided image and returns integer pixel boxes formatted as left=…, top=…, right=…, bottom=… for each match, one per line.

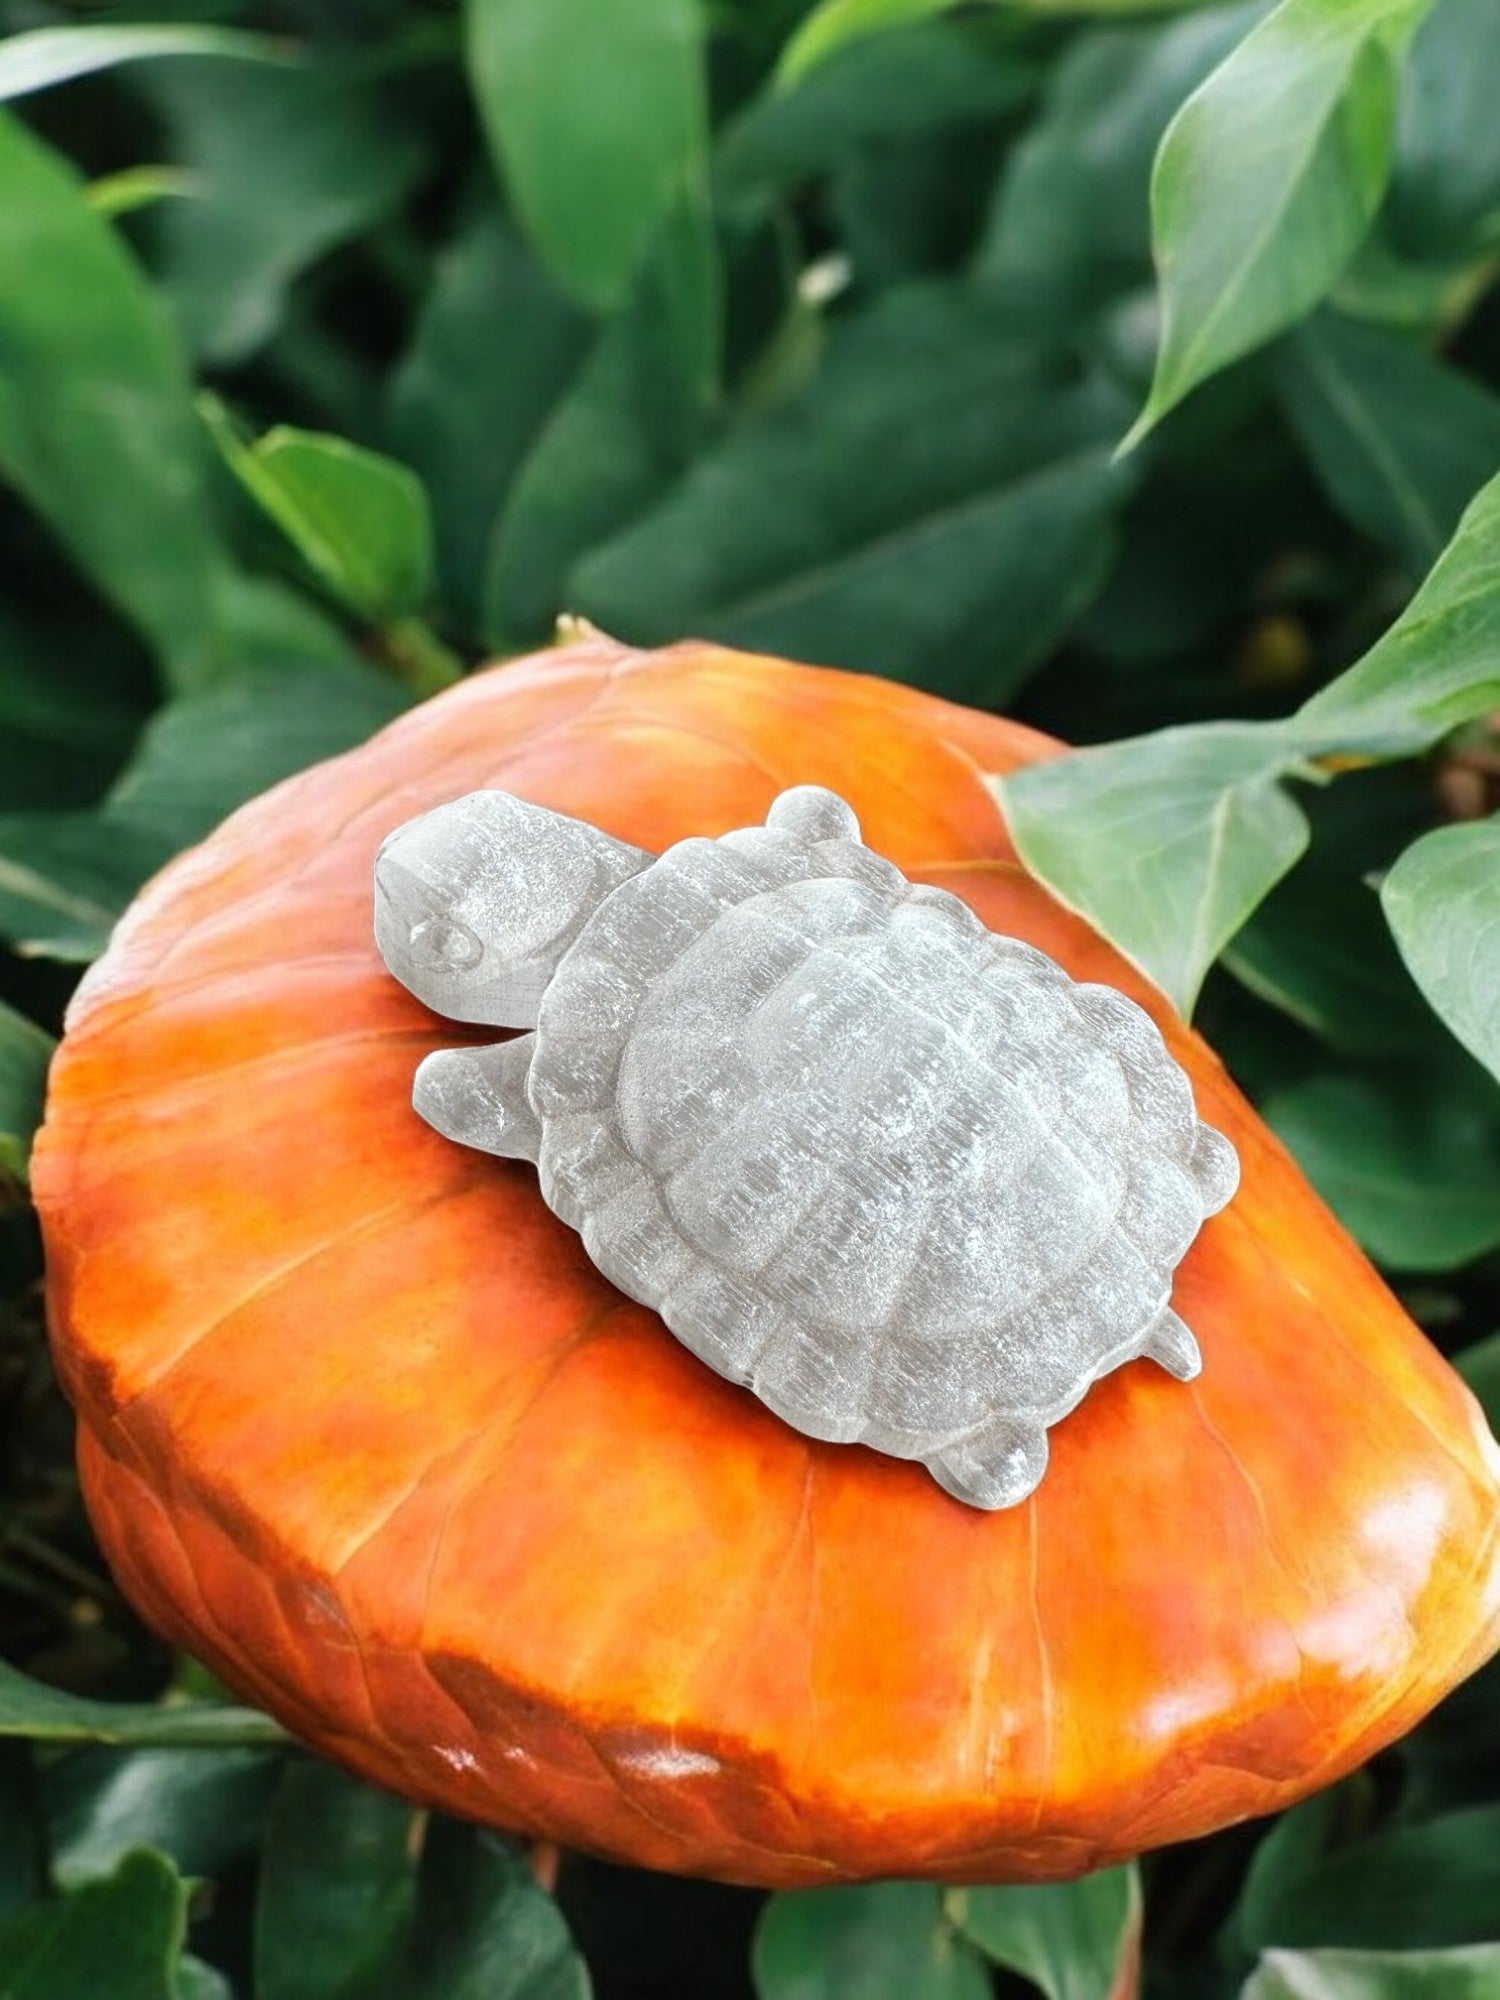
left=1, top=0, right=1500, bottom=1993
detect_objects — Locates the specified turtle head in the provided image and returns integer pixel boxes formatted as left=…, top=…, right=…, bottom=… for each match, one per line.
left=375, top=791, right=650, bottom=1028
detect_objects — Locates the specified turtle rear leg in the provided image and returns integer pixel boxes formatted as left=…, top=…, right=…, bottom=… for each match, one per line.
left=929, top=1418, right=1049, bottom=1510
left=1143, top=1306, right=1202, bottom=1381
left=414, top=1034, right=540, bottom=1163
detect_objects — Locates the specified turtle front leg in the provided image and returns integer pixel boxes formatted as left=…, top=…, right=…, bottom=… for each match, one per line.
left=414, top=1035, right=540, bottom=1163
left=929, top=1417, right=1049, bottom=1511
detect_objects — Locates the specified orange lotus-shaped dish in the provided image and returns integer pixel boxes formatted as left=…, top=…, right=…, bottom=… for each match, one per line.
left=33, top=634, right=1500, bottom=1885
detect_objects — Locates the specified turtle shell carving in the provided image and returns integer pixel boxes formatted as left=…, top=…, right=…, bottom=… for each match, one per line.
left=375, top=783, right=1238, bottom=1508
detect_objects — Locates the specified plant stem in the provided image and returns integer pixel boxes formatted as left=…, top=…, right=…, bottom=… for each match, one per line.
left=382, top=618, right=465, bottom=698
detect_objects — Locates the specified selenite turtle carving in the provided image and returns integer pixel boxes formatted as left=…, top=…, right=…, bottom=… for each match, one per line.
left=374, top=783, right=1238, bottom=1509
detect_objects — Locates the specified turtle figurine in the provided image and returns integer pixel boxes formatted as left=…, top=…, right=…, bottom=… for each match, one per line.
left=374, top=785, right=1238, bottom=1509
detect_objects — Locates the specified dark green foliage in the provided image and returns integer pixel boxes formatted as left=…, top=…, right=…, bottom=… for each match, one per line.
left=2, top=0, right=1500, bottom=1994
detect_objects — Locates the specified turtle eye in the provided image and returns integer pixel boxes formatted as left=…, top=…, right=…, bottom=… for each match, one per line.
left=408, top=917, right=484, bottom=973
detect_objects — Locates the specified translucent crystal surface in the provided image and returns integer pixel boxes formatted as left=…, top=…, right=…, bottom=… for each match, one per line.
left=376, top=785, right=1239, bottom=1508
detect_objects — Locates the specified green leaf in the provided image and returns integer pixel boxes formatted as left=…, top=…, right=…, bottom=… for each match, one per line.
left=0, top=1745, right=44, bottom=1921
left=47, top=1746, right=283, bottom=1889
left=1222, top=767, right=1438, bottom=1053
left=0, top=613, right=143, bottom=810
left=777, top=0, right=955, bottom=82
left=1457, top=1329, right=1500, bottom=1429
left=465, top=0, right=711, bottom=315
left=387, top=209, right=591, bottom=634
left=1274, top=311, right=1500, bottom=571
left=0, top=110, right=232, bottom=690
left=998, top=723, right=1314, bottom=1014
left=754, top=1883, right=990, bottom=2000
left=178, top=1960, right=233, bottom=2000
left=1387, top=0, right=1500, bottom=257
left=719, top=18, right=1038, bottom=218
left=204, top=407, right=434, bottom=625
left=107, top=658, right=409, bottom=848
left=1330, top=226, right=1499, bottom=336
left=1298, top=467, right=1500, bottom=748
left=483, top=219, right=724, bottom=645
left=1236, top=1803, right=1500, bottom=1950
left=0, top=1658, right=287, bottom=1750
left=255, top=1775, right=588, bottom=2000
left=779, top=0, right=1222, bottom=84
left=397, top=1819, right=589, bottom=2000
left=998, top=465, right=1500, bottom=1012
left=0, top=1002, right=54, bottom=1184
left=947, top=1867, right=1141, bottom=2000
left=0, top=1848, right=194, bottom=2000
left=139, top=57, right=426, bottom=365
left=254, top=1762, right=417, bottom=2000
left=975, top=6, right=1261, bottom=335
left=1128, top=0, right=1425, bottom=445
left=0, top=814, right=176, bottom=963
left=0, top=658, right=408, bottom=961
left=1381, top=816, right=1500, bottom=1082
left=571, top=284, right=1130, bottom=704
left=1225, top=868, right=1430, bottom=1053
left=1244, top=1945, right=1500, bottom=1999
left=1265, top=1060, right=1500, bottom=1268
left=1229, top=1791, right=1352, bottom=1965
left=87, top=165, right=205, bottom=221
left=0, top=24, right=290, bottom=101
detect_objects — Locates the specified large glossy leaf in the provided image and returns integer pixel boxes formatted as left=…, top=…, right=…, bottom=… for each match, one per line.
left=1245, top=1947, right=1500, bottom=1999
left=0, top=659, right=408, bottom=960
left=178, top=1960, right=233, bottom=2000
left=998, top=723, right=1314, bottom=1014
left=998, top=465, right=1500, bottom=1011
left=572, top=284, right=1130, bottom=703
left=1264, top=1059, right=1500, bottom=1269
left=975, top=5, right=1260, bottom=333
left=720, top=18, right=1037, bottom=219
left=254, top=1764, right=588, bottom=2000
left=1458, top=1330, right=1500, bottom=1429
left=1298, top=468, right=1500, bottom=749
left=254, top=1762, right=418, bottom=2000
left=483, top=216, right=718, bottom=646
left=0, top=1002, right=53, bottom=1184
left=0, top=814, right=177, bottom=963
left=0, top=111, right=229, bottom=690
left=109, top=660, right=408, bottom=851
left=0, top=614, right=142, bottom=810
left=947, top=1867, right=1141, bottom=2000
left=204, top=409, right=434, bottom=626
left=1223, top=775, right=1435, bottom=1052
left=396, top=1820, right=589, bottom=2000
left=754, top=1883, right=990, bottom=2000
left=138, top=58, right=426, bottom=365
left=1387, top=0, right=1500, bottom=256
left=1380, top=816, right=1500, bottom=1083
left=0, top=1747, right=43, bottom=1922
left=1274, top=311, right=1500, bottom=571
left=0, top=1848, right=194, bottom=2000
left=465, top=0, right=709, bottom=315
left=47, top=1746, right=283, bottom=1889
left=1237, top=1803, right=1500, bottom=1947
left=1229, top=1791, right=1353, bottom=1963
left=0, top=24, right=287, bottom=101
left=778, top=0, right=1221, bottom=83
left=387, top=209, right=590, bottom=634
left=1128, top=0, right=1425, bottom=444
left=0, top=1658, right=285, bottom=1750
